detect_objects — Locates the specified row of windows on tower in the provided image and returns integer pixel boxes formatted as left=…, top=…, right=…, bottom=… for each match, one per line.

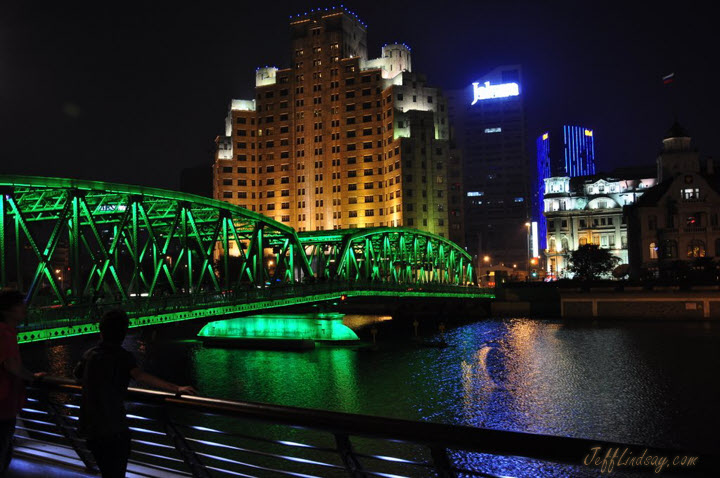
left=243, top=104, right=394, bottom=125
left=294, top=43, right=340, bottom=57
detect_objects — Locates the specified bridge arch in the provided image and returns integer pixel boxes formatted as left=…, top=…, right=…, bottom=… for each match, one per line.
left=1, top=176, right=483, bottom=342
left=298, top=227, right=476, bottom=286
left=0, top=175, right=313, bottom=306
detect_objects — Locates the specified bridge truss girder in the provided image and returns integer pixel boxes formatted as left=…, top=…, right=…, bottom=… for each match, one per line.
left=299, top=227, right=476, bottom=286
left=0, top=176, right=312, bottom=307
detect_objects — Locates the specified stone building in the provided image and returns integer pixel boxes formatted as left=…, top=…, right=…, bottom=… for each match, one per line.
left=627, top=122, right=719, bottom=278
left=212, top=7, right=463, bottom=244
left=543, top=170, right=656, bottom=278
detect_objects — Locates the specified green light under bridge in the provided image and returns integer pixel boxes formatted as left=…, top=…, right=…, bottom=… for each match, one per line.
left=198, top=313, right=360, bottom=347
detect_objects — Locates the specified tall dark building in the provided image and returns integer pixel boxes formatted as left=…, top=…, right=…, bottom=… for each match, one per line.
left=535, top=125, right=596, bottom=249
left=448, top=65, right=531, bottom=267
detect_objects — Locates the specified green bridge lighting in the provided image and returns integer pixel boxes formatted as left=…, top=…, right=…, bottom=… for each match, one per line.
left=0, top=175, right=491, bottom=343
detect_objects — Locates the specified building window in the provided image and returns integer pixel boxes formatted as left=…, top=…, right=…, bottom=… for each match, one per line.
left=660, top=240, right=677, bottom=259
left=687, top=240, right=706, bottom=258
left=561, top=237, right=569, bottom=251
left=649, top=242, right=658, bottom=259
left=682, top=188, right=700, bottom=200
left=648, top=215, right=657, bottom=231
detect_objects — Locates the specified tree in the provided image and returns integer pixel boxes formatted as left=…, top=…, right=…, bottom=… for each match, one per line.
left=567, top=244, right=620, bottom=281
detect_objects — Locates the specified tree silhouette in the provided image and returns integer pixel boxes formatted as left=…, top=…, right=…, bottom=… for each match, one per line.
left=567, top=244, right=620, bottom=281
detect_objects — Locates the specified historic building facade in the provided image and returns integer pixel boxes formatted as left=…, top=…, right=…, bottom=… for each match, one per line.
left=543, top=172, right=656, bottom=278
left=213, top=7, right=462, bottom=244
left=627, top=123, right=720, bottom=277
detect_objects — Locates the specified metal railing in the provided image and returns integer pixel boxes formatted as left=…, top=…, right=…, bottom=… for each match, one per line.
left=14, top=377, right=715, bottom=477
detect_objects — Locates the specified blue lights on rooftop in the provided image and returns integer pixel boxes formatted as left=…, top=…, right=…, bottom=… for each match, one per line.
left=289, top=5, right=367, bottom=28
left=382, top=42, right=412, bottom=51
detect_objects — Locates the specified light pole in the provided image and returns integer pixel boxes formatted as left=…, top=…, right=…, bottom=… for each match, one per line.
left=525, top=222, right=531, bottom=280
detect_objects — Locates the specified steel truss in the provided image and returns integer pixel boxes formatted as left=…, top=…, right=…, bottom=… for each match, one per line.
left=299, top=227, right=476, bottom=286
left=0, top=175, right=312, bottom=307
left=1, top=176, right=479, bottom=340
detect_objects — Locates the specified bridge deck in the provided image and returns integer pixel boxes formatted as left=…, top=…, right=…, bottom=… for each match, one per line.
left=18, top=283, right=493, bottom=344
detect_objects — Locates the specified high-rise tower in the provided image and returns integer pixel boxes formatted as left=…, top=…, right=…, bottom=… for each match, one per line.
left=535, top=125, right=596, bottom=249
left=447, top=65, right=530, bottom=265
left=213, top=7, right=462, bottom=244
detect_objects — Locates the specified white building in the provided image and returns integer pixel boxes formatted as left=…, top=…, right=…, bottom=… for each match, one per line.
left=543, top=172, right=657, bottom=278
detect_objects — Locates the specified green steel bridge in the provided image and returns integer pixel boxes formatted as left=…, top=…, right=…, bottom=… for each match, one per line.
left=0, top=175, right=491, bottom=343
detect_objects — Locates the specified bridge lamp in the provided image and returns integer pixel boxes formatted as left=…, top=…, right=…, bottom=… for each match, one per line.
left=483, top=255, right=490, bottom=263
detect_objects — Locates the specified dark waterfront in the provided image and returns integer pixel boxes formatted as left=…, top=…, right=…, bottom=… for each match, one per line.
left=22, top=316, right=720, bottom=474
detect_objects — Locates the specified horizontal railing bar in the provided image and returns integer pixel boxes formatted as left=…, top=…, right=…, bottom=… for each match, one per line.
left=131, top=448, right=187, bottom=465
left=175, top=422, right=338, bottom=454
left=128, top=426, right=167, bottom=436
left=354, top=452, right=430, bottom=467
left=26, top=378, right=718, bottom=475
left=13, top=435, right=84, bottom=455
left=15, top=425, right=66, bottom=439
left=126, top=457, right=194, bottom=477
left=204, top=464, right=256, bottom=478
left=184, top=437, right=345, bottom=470
left=194, top=452, right=320, bottom=478
left=132, top=438, right=177, bottom=450
left=361, top=471, right=410, bottom=478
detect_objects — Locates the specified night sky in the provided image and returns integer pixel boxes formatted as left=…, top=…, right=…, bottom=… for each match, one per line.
left=1, top=1, right=716, bottom=190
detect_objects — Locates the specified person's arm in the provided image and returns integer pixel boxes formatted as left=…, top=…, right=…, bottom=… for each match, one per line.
left=2, top=356, right=45, bottom=382
left=130, top=367, right=197, bottom=395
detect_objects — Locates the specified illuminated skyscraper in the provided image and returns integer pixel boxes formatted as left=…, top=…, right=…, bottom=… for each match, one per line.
left=213, top=7, right=463, bottom=244
left=448, top=65, right=531, bottom=267
left=535, top=125, right=596, bottom=249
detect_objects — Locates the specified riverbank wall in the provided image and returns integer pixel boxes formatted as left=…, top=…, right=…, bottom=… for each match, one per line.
left=561, top=288, right=720, bottom=319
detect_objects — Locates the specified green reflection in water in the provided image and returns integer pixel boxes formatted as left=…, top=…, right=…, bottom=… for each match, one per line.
left=191, top=345, right=360, bottom=412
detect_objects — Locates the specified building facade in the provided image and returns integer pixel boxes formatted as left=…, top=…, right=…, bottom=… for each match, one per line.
left=627, top=122, right=720, bottom=278
left=213, top=7, right=462, bottom=244
left=447, top=65, right=531, bottom=265
left=543, top=172, right=656, bottom=278
left=536, top=125, right=596, bottom=251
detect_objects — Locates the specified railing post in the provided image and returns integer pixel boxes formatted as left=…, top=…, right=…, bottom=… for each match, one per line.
left=334, top=433, right=366, bottom=477
left=162, top=413, right=212, bottom=478
left=430, top=447, right=456, bottom=477
left=43, top=395, right=98, bottom=473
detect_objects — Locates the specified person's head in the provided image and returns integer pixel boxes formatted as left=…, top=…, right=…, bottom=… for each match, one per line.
left=0, top=289, right=26, bottom=327
left=99, top=309, right=129, bottom=344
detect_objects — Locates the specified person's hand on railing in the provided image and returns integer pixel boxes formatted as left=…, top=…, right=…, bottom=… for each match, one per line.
left=33, top=372, right=48, bottom=381
left=176, top=385, right=198, bottom=396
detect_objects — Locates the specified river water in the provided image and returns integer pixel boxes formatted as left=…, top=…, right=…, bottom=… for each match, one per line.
left=22, top=316, right=720, bottom=475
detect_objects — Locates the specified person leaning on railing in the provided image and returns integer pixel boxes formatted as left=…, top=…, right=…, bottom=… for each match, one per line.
left=0, top=289, right=47, bottom=477
left=73, top=309, right=197, bottom=478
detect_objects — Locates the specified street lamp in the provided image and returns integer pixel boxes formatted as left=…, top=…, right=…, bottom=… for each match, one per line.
left=525, top=222, right=532, bottom=280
